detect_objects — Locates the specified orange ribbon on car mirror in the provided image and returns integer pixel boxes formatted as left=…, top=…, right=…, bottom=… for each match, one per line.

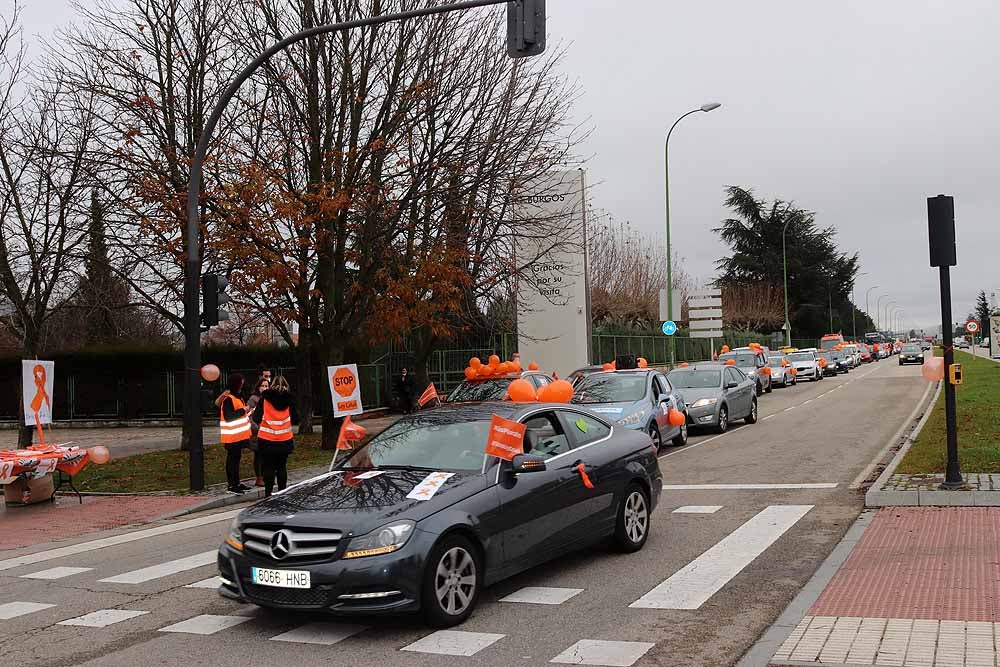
left=576, top=463, right=594, bottom=489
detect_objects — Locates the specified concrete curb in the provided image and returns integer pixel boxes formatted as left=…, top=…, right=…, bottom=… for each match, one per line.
left=864, top=380, right=942, bottom=507
left=736, top=510, right=876, bottom=667
left=169, top=488, right=266, bottom=517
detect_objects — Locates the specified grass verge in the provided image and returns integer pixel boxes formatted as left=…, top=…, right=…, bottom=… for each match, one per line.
left=896, top=349, right=1000, bottom=474
left=74, top=433, right=349, bottom=493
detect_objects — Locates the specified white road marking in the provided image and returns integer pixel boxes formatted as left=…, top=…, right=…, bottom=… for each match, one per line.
left=803, top=399, right=814, bottom=405
left=58, top=609, right=149, bottom=628
left=783, top=407, right=795, bottom=412
left=672, top=506, right=724, bottom=514
left=20, top=566, right=92, bottom=580
left=629, top=505, right=813, bottom=609
left=659, top=431, right=728, bottom=459
left=762, top=414, right=775, bottom=421
left=0, top=601, right=55, bottom=619
left=269, top=622, right=368, bottom=645
left=99, top=551, right=216, bottom=584
left=159, top=614, right=251, bottom=635
left=401, top=630, right=505, bottom=656
left=663, top=484, right=836, bottom=490
left=499, top=587, right=584, bottom=605
left=185, top=576, right=222, bottom=589
left=550, top=639, right=656, bottom=666
left=0, top=508, right=240, bottom=572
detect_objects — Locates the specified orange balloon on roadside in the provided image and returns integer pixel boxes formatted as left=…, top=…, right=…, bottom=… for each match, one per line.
left=922, top=357, right=944, bottom=382
left=464, top=367, right=477, bottom=380
left=89, top=446, right=111, bottom=465
left=668, top=408, right=686, bottom=427
left=528, top=361, right=539, bottom=371
left=507, top=378, right=537, bottom=402
left=200, top=364, right=220, bottom=382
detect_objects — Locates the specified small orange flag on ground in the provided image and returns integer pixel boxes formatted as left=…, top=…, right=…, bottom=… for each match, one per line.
left=418, top=383, right=440, bottom=408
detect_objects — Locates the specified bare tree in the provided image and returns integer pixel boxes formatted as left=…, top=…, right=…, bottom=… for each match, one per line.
left=721, top=283, right=785, bottom=333
left=0, top=4, right=97, bottom=443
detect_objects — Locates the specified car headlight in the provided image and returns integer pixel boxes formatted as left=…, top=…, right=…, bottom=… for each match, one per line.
left=225, top=518, right=243, bottom=551
left=747, top=369, right=757, bottom=377
left=343, top=520, right=415, bottom=559
left=691, top=398, right=718, bottom=408
left=617, top=411, right=645, bottom=426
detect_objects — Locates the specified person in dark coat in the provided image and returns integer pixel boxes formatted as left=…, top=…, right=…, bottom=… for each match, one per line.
left=252, top=376, right=301, bottom=496
left=218, top=374, right=252, bottom=494
left=394, top=367, right=416, bottom=414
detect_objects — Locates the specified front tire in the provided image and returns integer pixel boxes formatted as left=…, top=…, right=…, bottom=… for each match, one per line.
left=745, top=398, right=758, bottom=424
left=755, top=381, right=763, bottom=397
left=671, top=420, right=688, bottom=447
left=421, top=535, right=482, bottom=627
left=613, top=484, right=650, bottom=553
left=648, top=424, right=663, bottom=451
left=764, top=379, right=773, bottom=394
left=716, top=405, right=729, bottom=433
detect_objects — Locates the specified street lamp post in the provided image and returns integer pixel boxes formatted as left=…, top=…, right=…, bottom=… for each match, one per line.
left=876, top=294, right=889, bottom=330
left=853, top=273, right=868, bottom=340
left=665, top=102, right=721, bottom=365
left=782, top=219, right=792, bottom=346
left=865, top=285, right=879, bottom=333
left=884, top=301, right=897, bottom=334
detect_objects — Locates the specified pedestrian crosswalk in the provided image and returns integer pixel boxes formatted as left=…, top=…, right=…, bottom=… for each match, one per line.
left=0, top=503, right=813, bottom=666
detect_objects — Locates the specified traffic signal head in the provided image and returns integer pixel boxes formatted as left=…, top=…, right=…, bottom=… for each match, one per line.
left=507, top=0, right=546, bottom=59
left=927, top=194, right=956, bottom=268
left=202, top=273, right=231, bottom=328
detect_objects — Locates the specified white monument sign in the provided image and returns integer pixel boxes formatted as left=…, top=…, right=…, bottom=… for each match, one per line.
left=515, top=170, right=591, bottom=378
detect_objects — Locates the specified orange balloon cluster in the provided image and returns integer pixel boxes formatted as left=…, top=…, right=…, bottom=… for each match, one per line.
left=464, top=355, right=523, bottom=381
left=538, top=379, right=574, bottom=403
left=507, top=378, right=537, bottom=402
left=818, top=357, right=828, bottom=368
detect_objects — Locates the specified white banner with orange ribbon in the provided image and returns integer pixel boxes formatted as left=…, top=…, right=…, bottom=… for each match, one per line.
left=22, top=360, right=54, bottom=426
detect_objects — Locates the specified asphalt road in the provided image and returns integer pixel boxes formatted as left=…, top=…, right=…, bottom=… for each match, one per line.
left=0, top=359, right=928, bottom=667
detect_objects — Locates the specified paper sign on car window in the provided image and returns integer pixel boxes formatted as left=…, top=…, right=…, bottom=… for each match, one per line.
left=485, top=414, right=527, bottom=461
left=575, top=418, right=588, bottom=433
left=406, top=472, right=455, bottom=501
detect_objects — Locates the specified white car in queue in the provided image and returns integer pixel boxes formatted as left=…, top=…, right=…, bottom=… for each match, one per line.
left=787, top=348, right=823, bottom=382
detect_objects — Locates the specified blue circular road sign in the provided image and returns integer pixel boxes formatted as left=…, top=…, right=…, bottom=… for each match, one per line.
left=662, top=321, right=677, bottom=336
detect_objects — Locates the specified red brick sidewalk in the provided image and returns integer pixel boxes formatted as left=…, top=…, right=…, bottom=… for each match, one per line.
left=812, top=507, right=1000, bottom=623
left=0, top=495, right=205, bottom=551
left=773, top=507, right=1000, bottom=666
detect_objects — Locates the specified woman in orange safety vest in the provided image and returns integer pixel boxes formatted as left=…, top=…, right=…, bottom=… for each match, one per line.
left=219, top=374, right=252, bottom=494
left=252, top=375, right=300, bottom=496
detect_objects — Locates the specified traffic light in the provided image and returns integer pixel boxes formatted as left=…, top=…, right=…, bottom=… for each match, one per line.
left=201, top=273, right=230, bottom=328
left=507, top=0, right=546, bottom=59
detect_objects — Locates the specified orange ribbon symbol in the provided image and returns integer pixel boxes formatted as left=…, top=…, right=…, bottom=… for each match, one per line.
left=30, top=364, right=50, bottom=446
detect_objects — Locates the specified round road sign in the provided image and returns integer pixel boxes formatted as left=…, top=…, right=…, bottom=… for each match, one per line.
left=662, top=321, right=677, bottom=336
left=966, top=320, right=980, bottom=334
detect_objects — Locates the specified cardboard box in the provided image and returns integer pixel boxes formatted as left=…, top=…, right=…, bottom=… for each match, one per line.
left=3, top=474, right=55, bottom=505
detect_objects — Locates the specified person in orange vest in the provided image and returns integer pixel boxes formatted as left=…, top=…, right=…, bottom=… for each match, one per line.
left=872, top=342, right=880, bottom=362
left=252, top=375, right=300, bottom=496
left=219, top=374, right=253, bottom=494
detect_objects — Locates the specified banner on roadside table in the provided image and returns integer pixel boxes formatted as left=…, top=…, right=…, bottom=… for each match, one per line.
left=328, top=364, right=363, bottom=417
left=22, top=360, right=54, bottom=426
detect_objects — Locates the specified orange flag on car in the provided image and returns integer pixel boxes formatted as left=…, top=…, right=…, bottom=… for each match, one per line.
left=418, top=383, right=440, bottom=408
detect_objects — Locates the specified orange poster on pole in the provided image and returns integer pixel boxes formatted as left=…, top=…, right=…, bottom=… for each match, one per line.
left=485, top=414, right=526, bottom=461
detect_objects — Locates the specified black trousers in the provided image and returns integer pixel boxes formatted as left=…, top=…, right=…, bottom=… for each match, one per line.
left=224, top=441, right=249, bottom=489
left=259, top=446, right=291, bottom=496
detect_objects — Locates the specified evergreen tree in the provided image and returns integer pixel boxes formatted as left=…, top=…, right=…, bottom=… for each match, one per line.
left=77, top=190, right=129, bottom=345
left=975, top=290, right=992, bottom=339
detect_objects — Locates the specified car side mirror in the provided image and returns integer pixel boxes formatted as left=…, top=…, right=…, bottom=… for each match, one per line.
left=726, top=381, right=739, bottom=390
left=511, top=453, right=547, bottom=474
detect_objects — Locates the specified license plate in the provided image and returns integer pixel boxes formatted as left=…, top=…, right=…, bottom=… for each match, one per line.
left=251, top=567, right=311, bottom=589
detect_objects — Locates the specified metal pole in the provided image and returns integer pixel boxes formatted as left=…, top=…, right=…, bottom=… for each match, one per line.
left=865, top=285, right=878, bottom=332
left=876, top=294, right=888, bottom=330
left=782, top=219, right=791, bottom=346
left=182, top=0, right=512, bottom=490
left=939, top=266, right=962, bottom=489
left=852, top=286, right=857, bottom=339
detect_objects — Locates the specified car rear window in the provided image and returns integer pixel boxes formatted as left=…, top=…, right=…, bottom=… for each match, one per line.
left=446, top=378, right=512, bottom=403
left=718, top=353, right=757, bottom=367
left=668, top=369, right=722, bottom=388
left=788, top=353, right=813, bottom=362
left=573, top=373, right=647, bottom=403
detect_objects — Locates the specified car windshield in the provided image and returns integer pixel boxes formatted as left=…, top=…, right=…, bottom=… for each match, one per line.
left=668, top=369, right=722, bottom=388
left=768, top=357, right=787, bottom=367
left=342, top=409, right=494, bottom=472
left=446, top=378, right=513, bottom=403
left=788, top=352, right=814, bottom=362
left=573, top=373, right=648, bottom=403
left=718, top=353, right=757, bottom=367
left=820, top=338, right=843, bottom=350
left=903, top=345, right=921, bottom=353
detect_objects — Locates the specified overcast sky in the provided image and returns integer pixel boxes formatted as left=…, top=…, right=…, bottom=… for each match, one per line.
left=13, top=0, right=999, bottom=333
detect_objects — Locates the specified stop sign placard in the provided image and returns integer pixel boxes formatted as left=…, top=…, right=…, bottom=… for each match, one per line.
left=328, top=364, right=363, bottom=417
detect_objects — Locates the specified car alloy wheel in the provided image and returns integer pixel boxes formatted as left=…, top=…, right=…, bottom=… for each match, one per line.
left=648, top=424, right=663, bottom=451
left=745, top=398, right=758, bottom=424
left=614, top=484, right=650, bottom=552
left=755, top=382, right=762, bottom=397
left=717, top=406, right=729, bottom=433
left=422, top=535, right=481, bottom=627
left=764, top=379, right=773, bottom=394
left=672, top=421, right=688, bottom=447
